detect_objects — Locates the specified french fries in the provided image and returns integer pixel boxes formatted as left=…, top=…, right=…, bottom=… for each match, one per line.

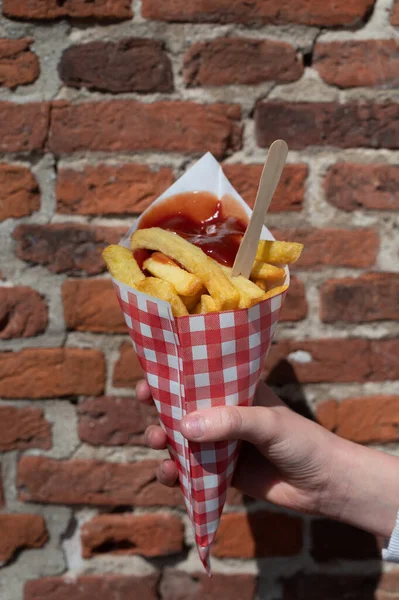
left=102, top=245, right=145, bottom=287
left=103, top=228, right=303, bottom=317
left=143, top=253, right=203, bottom=296
left=256, top=241, right=303, bottom=265
left=130, top=228, right=240, bottom=311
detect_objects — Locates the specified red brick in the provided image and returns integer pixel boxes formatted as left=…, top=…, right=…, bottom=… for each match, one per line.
left=223, top=163, right=307, bottom=211
left=391, top=0, right=399, bottom=25
left=0, top=406, right=51, bottom=451
left=0, top=38, right=39, bottom=89
left=0, top=287, right=47, bottom=339
left=320, top=273, right=399, bottom=323
left=56, top=164, right=174, bottom=216
left=18, top=457, right=183, bottom=506
left=0, top=514, right=47, bottom=564
left=142, top=0, right=375, bottom=26
left=63, top=279, right=124, bottom=333
left=49, top=101, right=242, bottom=158
left=255, top=101, right=399, bottom=150
left=3, top=0, right=132, bottom=21
left=0, top=466, right=4, bottom=507
left=0, top=102, right=49, bottom=152
left=0, top=348, right=105, bottom=398
left=325, top=162, right=399, bottom=211
left=59, top=39, right=173, bottom=93
left=113, top=342, right=145, bottom=389
left=13, top=223, right=126, bottom=275
left=212, top=511, right=302, bottom=558
left=24, top=575, right=159, bottom=600
left=314, top=40, right=399, bottom=88
left=317, top=396, right=399, bottom=444
left=77, top=396, right=158, bottom=446
left=0, top=164, right=40, bottom=221
left=370, top=339, right=399, bottom=381
left=81, top=513, right=184, bottom=558
left=280, top=276, right=307, bottom=322
left=282, top=573, right=381, bottom=600
left=161, top=570, right=257, bottom=600
left=184, top=38, right=302, bottom=86
left=311, top=519, right=379, bottom=562
left=272, top=227, right=379, bottom=269
left=264, top=339, right=371, bottom=385
left=265, top=338, right=399, bottom=385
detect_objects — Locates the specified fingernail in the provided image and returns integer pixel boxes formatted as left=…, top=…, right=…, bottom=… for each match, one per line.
left=183, top=415, right=205, bottom=440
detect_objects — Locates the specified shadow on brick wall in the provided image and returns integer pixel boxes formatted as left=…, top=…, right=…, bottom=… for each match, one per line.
left=242, top=359, right=383, bottom=600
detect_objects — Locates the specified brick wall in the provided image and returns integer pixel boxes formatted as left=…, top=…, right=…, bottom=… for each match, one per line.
left=0, top=0, right=398, bottom=598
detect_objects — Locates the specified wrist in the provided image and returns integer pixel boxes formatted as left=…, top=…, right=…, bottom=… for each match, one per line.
left=320, top=435, right=399, bottom=538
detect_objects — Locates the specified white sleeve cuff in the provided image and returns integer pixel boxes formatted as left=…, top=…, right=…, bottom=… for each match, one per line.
left=382, top=511, right=399, bottom=563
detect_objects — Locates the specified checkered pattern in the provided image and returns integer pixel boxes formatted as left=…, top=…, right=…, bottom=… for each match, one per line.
left=113, top=279, right=286, bottom=575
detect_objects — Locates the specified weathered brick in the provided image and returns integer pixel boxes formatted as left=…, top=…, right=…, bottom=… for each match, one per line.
left=320, top=273, right=399, bottom=323
left=212, top=511, right=302, bottom=558
left=3, top=0, right=132, bottom=21
left=77, top=396, right=158, bottom=446
left=24, top=575, right=159, bottom=600
left=370, top=339, right=399, bottom=381
left=282, top=573, right=381, bottom=600
left=265, top=339, right=399, bottom=385
left=0, top=406, right=51, bottom=451
left=56, top=164, right=174, bottom=216
left=310, top=519, right=379, bottom=562
left=142, top=0, right=376, bottom=26
left=161, top=570, right=257, bottom=600
left=255, top=101, right=399, bottom=150
left=59, top=39, right=173, bottom=93
left=0, top=514, right=48, bottom=564
left=280, top=276, right=307, bottom=322
left=63, top=279, right=125, bottom=333
left=265, top=339, right=370, bottom=385
left=272, top=227, right=379, bottom=269
left=18, top=457, right=183, bottom=506
left=0, top=102, right=49, bottom=152
left=314, top=40, right=399, bottom=88
left=0, top=38, right=39, bottom=89
left=325, top=163, right=399, bottom=211
left=0, top=164, right=40, bottom=221
left=81, top=513, right=184, bottom=558
left=113, top=342, right=145, bottom=389
left=49, top=101, right=242, bottom=158
left=0, top=287, right=48, bottom=339
left=184, top=38, right=303, bottom=86
left=0, top=348, right=105, bottom=398
left=13, top=224, right=126, bottom=275
left=317, top=396, right=399, bottom=444
left=223, top=163, right=307, bottom=211
left=391, top=0, right=399, bottom=25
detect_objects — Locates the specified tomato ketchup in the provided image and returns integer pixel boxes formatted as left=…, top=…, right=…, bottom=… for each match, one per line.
left=138, top=191, right=248, bottom=267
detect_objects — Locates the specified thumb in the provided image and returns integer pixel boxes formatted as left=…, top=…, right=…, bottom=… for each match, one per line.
left=180, top=405, right=282, bottom=447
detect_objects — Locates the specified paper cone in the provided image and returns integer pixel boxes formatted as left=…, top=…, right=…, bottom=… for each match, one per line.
left=113, top=153, right=289, bottom=574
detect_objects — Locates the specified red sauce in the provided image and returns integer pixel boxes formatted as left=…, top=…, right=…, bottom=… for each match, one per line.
left=137, top=192, right=248, bottom=267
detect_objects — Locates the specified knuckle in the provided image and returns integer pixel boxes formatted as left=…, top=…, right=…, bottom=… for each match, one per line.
left=218, top=406, right=243, bottom=437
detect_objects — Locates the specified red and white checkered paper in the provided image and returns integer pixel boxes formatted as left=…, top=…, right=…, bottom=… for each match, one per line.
left=113, top=279, right=286, bottom=574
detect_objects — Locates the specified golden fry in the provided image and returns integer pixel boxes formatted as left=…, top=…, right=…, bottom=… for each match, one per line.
left=102, top=245, right=145, bottom=287
left=180, top=289, right=205, bottom=312
left=221, top=266, right=266, bottom=309
left=256, top=241, right=303, bottom=265
left=193, top=295, right=220, bottom=314
left=131, top=228, right=239, bottom=310
left=263, top=284, right=289, bottom=300
left=135, top=277, right=188, bottom=317
left=253, top=279, right=268, bottom=292
left=251, top=260, right=286, bottom=282
left=144, top=252, right=203, bottom=296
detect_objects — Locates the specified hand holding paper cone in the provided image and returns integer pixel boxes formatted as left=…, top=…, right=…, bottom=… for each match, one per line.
left=102, top=152, right=304, bottom=574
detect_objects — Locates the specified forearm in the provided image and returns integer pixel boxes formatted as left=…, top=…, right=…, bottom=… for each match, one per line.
left=322, top=436, right=399, bottom=538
